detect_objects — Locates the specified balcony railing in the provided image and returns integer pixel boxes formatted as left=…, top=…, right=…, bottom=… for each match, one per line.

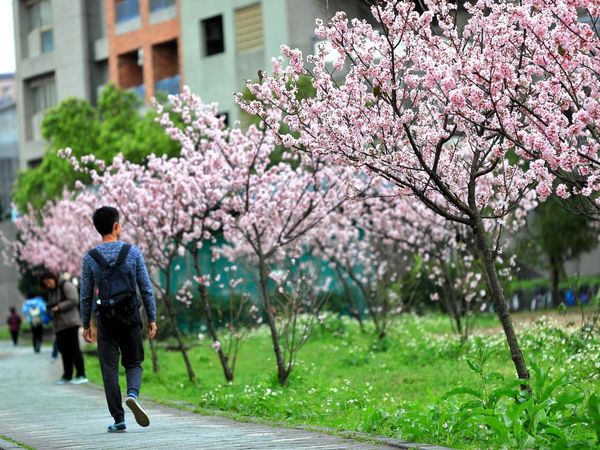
left=129, top=84, right=145, bottom=99
left=155, top=75, right=180, bottom=96
left=150, top=0, right=175, bottom=12
left=115, top=0, right=140, bottom=23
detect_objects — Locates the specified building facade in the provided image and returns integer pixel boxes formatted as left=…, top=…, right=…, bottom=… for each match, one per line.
left=12, top=0, right=373, bottom=169
left=12, top=0, right=109, bottom=169
left=0, top=73, right=17, bottom=105
left=0, top=101, right=19, bottom=218
left=0, top=73, right=18, bottom=218
left=0, top=72, right=20, bottom=313
left=106, top=0, right=180, bottom=99
left=180, top=0, right=372, bottom=124
left=0, top=220, right=22, bottom=321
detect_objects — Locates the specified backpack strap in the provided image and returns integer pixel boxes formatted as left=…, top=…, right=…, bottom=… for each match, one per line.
left=88, top=249, right=110, bottom=270
left=115, top=244, right=132, bottom=268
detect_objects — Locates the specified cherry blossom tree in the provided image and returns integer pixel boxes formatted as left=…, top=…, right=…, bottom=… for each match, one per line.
left=59, top=151, right=197, bottom=381
left=152, top=89, right=258, bottom=382
left=238, top=0, right=548, bottom=381
left=1, top=190, right=97, bottom=276
left=218, top=141, right=350, bottom=385
left=363, top=194, right=490, bottom=341
left=317, top=200, right=405, bottom=340
left=451, top=1, right=600, bottom=217
left=319, top=179, right=497, bottom=342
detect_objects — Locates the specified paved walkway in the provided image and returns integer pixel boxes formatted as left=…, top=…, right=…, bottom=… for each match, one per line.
left=0, top=342, right=403, bottom=450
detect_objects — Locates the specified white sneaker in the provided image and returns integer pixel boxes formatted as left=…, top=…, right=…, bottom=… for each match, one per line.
left=125, top=396, right=150, bottom=427
left=71, top=376, right=89, bottom=385
left=55, top=378, right=70, bottom=385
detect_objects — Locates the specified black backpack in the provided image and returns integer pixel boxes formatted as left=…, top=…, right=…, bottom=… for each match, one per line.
left=88, top=244, right=140, bottom=327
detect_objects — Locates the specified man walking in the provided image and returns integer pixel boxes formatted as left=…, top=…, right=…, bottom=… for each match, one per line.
left=80, top=206, right=157, bottom=433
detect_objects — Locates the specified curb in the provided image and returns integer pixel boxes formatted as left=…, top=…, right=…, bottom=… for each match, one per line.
left=301, top=427, right=453, bottom=449
left=0, top=436, right=26, bottom=450
left=144, top=396, right=454, bottom=449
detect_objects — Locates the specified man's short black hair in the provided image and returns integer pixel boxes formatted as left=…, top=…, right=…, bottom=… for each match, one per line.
left=26, top=292, right=36, bottom=299
left=93, top=206, right=120, bottom=236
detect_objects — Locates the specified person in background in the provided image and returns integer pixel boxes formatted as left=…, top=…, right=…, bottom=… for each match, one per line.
left=6, top=306, right=22, bottom=347
left=41, top=271, right=88, bottom=385
left=21, top=292, right=47, bottom=353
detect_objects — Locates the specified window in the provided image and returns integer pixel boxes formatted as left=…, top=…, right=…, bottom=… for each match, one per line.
left=219, top=112, right=229, bottom=127
left=40, top=29, right=53, bottom=53
left=27, top=0, right=54, bottom=53
left=27, top=158, right=43, bottom=169
left=27, top=0, right=52, bottom=31
left=235, top=4, right=264, bottom=53
left=32, top=79, right=56, bottom=113
left=202, top=15, right=225, bottom=56
left=150, top=0, right=175, bottom=12
left=115, top=0, right=140, bottom=23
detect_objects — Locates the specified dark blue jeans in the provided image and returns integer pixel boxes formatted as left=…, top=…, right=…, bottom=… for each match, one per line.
left=97, top=320, right=144, bottom=423
left=56, top=326, right=85, bottom=379
left=31, top=325, right=43, bottom=353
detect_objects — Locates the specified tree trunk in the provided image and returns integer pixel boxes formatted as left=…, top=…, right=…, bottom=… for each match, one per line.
left=441, top=260, right=463, bottom=339
left=550, top=256, right=562, bottom=308
left=258, top=257, right=290, bottom=385
left=346, top=269, right=385, bottom=339
left=193, top=252, right=234, bottom=382
left=163, top=271, right=196, bottom=382
left=463, top=298, right=471, bottom=342
left=472, top=215, right=530, bottom=383
left=149, top=338, right=160, bottom=373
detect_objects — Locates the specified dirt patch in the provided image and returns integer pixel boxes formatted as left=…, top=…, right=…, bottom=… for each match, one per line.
left=473, top=308, right=598, bottom=336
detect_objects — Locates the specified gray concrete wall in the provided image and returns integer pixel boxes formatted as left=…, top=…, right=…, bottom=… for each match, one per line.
left=565, top=249, right=600, bottom=278
left=181, top=0, right=288, bottom=124
left=0, top=220, right=23, bottom=321
left=286, top=0, right=374, bottom=56
left=86, top=0, right=108, bottom=104
left=0, top=102, right=19, bottom=216
left=0, top=103, right=19, bottom=159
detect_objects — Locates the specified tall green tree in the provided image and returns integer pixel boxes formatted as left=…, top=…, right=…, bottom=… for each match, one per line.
left=521, top=198, right=598, bottom=306
left=12, top=85, right=180, bottom=212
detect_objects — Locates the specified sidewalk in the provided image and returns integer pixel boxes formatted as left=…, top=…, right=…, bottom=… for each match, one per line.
left=0, top=342, right=398, bottom=450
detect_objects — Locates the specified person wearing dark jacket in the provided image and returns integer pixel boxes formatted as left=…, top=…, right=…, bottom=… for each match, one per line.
left=42, top=272, right=88, bottom=385
left=6, top=307, right=22, bottom=346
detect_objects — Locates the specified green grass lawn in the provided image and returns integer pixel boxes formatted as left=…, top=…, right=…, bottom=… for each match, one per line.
left=84, top=312, right=600, bottom=449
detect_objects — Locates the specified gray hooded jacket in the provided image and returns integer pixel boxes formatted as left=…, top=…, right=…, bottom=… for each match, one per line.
left=46, top=280, right=81, bottom=332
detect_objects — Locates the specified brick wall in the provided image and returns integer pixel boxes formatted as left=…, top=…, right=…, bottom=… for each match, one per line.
left=106, top=0, right=182, bottom=99
left=153, top=40, right=178, bottom=81
left=117, top=51, right=143, bottom=89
